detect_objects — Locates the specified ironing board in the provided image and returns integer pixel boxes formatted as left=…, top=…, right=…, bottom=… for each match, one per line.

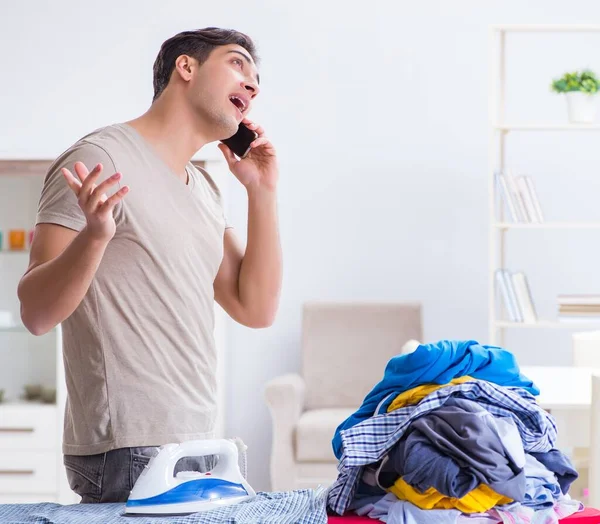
left=327, top=507, right=600, bottom=523
left=0, top=490, right=327, bottom=523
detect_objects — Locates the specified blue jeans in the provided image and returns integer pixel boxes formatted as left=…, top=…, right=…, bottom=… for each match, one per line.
left=64, top=447, right=215, bottom=503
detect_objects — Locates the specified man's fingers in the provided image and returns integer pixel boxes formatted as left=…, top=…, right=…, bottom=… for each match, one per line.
left=249, top=137, right=271, bottom=149
left=79, top=163, right=103, bottom=197
left=242, top=119, right=265, bottom=138
left=76, top=164, right=103, bottom=207
left=88, top=173, right=122, bottom=210
left=99, top=185, right=129, bottom=214
left=73, top=162, right=91, bottom=183
left=61, top=168, right=83, bottom=194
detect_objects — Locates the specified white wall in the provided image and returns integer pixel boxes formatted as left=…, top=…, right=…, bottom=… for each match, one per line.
left=3, top=0, right=600, bottom=491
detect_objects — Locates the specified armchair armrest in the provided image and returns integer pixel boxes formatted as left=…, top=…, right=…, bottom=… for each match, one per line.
left=265, top=373, right=305, bottom=422
left=264, top=373, right=305, bottom=490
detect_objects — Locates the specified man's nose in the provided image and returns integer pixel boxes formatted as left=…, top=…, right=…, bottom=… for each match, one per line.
left=243, top=79, right=260, bottom=99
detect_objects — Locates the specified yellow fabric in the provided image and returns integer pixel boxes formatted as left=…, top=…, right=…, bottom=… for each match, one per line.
left=387, top=376, right=476, bottom=412
left=389, top=477, right=512, bottom=513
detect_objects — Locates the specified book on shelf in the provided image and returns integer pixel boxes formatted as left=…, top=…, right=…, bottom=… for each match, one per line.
left=512, top=272, right=538, bottom=323
left=495, top=169, right=544, bottom=223
left=495, top=269, right=537, bottom=323
left=505, top=169, right=530, bottom=222
left=557, top=294, right=600, bottom=322
left=523, top=175, right=544, bottom=223
left=558, top=295, right=600, bottom=306
left=495, top=269, right=520, bottom=322
left=495, top=172, right=519, bottom=223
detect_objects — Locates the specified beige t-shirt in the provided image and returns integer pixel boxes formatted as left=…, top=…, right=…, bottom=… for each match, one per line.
left=36, top=123, right=229, bottom=455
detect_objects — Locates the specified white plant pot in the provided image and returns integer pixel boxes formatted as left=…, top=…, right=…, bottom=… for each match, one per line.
left=565, top=92, right=599, bottom=124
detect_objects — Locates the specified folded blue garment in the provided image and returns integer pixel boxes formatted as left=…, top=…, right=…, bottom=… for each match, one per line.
left=530, top=449, right=578, bottom=494
left=332, top=339, right=538, bottom=459
left=523, top=454, right=562, bottom=509
left=0, top=489, right=327, bottom=524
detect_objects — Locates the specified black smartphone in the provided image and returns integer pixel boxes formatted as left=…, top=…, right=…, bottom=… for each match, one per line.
left=221, top=123, right=258, bottom=159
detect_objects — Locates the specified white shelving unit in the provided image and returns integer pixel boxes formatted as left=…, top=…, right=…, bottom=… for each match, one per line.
left=0, top=160, right=73, bottom=503
left=489, top=24, right=600, bottom=345
left=0, top=325, right=74, bottom=504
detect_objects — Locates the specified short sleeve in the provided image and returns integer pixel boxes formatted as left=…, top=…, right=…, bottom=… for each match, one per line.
left=36, top=141, right=121, bottom=232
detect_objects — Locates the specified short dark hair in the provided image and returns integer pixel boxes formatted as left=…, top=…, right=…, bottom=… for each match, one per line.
left=152, top=27, right=258, bottom=102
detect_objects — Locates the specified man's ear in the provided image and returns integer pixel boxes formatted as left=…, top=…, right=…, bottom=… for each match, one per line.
left=173, top=55, right=196, bottom=82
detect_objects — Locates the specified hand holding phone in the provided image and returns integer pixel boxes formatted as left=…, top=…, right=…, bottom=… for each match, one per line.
left=218, top=120, right=278, bottom=190
left=220, top=123, right=258, bottom=159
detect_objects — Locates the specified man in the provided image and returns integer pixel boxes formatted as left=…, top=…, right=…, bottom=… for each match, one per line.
left=17, top=27, right=282, bottom=503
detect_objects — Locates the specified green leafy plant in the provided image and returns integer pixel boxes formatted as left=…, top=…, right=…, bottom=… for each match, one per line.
left=551, top=70, right=600, bottom=95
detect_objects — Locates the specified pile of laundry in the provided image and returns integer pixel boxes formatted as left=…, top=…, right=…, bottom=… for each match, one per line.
left=326, top=340, right=583, bottom=524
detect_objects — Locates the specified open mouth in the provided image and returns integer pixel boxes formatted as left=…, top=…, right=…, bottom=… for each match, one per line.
left=229, top=95, right=247, bottom=115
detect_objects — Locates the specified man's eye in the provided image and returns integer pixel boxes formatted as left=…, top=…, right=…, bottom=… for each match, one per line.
left=233, top=59, right=243, bottom=67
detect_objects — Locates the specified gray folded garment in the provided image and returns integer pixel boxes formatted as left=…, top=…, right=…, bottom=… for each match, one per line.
left=377, top=397, right=526, bottom=501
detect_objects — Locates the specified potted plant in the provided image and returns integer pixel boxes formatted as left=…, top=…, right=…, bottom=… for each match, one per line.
left=551, top=69, right=600, bottom=124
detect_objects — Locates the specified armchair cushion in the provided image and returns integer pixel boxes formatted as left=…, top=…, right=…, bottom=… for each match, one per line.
left=295, top=408, right=355, bottom=463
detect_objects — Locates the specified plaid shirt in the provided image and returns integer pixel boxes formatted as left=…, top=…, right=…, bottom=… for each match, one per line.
left=0, top=489, right=328, bottom=524
left=327, top=379, right=558, bottom=515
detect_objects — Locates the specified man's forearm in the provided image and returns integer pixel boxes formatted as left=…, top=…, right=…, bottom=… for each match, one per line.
left=18, top=228, right=109, bottom=335
left=238, top=186, right=282, bottom=326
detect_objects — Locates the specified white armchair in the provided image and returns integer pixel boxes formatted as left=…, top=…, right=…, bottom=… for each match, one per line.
left=265, top=302, right=422, bottom=491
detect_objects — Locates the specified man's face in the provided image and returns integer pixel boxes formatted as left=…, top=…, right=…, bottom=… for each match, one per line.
left=187, top=44, right=260, bottom=139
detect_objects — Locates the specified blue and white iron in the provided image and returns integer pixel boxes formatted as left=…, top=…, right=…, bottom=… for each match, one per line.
left=125, top=438, right=256, bottom=515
